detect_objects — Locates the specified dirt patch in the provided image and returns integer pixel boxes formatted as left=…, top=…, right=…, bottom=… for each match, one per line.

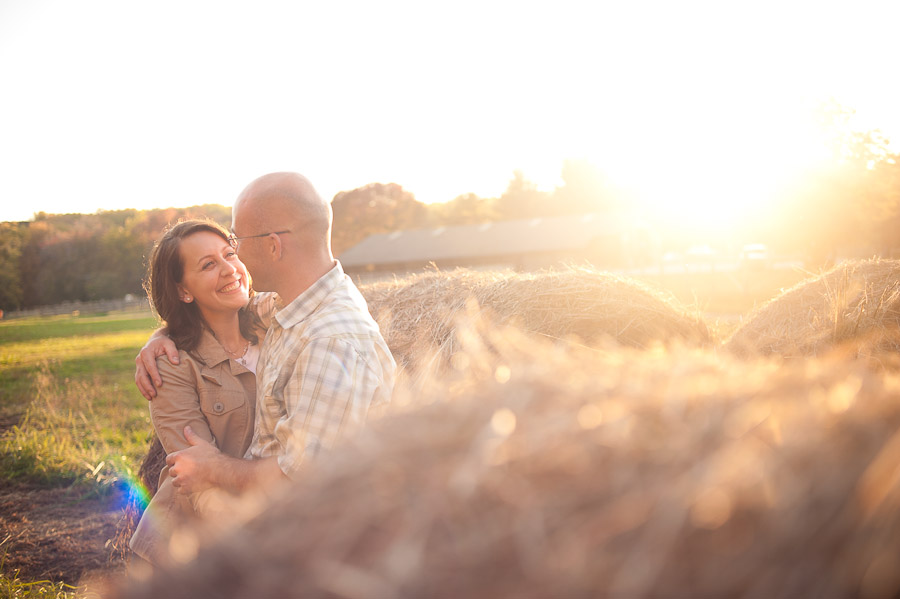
left=0, top=480, right=127, bottom=585
left=0, top=411, right=22, bottom=436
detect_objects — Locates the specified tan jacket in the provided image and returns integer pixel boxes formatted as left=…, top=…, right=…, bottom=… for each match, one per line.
left=130, top=329, right=257, bottom=565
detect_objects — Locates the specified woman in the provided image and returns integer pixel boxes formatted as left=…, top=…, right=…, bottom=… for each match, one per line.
left=129, top=219, right=268, bottom=566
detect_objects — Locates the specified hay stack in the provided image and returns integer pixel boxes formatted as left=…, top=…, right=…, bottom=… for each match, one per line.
left=360, top=267, right=713, bottom=373
left=725, top=258, right=900, bottom=359
left=110, top=333, right=900, bottom=599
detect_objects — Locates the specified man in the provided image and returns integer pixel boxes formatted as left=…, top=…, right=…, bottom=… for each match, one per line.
left=135, top=172, right=395, bottom=493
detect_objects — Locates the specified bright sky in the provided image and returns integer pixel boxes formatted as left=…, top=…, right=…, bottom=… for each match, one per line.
left=1, top=0, right=898, bottom=225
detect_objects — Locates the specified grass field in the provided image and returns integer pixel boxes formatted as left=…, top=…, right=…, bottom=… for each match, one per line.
left=0, top=311, right=158, bottom=598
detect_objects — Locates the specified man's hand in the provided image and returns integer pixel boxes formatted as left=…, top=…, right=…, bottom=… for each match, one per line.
left=166, top=426, right=223, bottom=495
left=134, top=332, right=179, bottom=400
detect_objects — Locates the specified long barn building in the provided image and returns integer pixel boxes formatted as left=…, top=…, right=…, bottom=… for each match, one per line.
left=338, top=213, right=657, bottom=282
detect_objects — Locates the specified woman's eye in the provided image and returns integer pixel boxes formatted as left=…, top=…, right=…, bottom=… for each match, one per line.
left=202, top=261, right=215, bottom=270
left=226, top=251, right=237, bottom=259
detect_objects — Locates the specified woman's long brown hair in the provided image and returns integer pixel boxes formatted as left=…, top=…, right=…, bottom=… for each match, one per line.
left=144, top=219, right=259, bottom=357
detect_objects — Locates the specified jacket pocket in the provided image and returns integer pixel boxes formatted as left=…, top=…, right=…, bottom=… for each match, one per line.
left=199, top=389, right=246, bottom=417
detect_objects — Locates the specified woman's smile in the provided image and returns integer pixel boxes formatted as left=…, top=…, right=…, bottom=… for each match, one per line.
left=219, top=277, right=244, bottom=294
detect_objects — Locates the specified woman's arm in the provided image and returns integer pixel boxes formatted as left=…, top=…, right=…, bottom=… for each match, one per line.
left=149, top=355, right=216, bottom=454
left=148, top=356, right=224, bottom=516
left=134, top=328, right=179, bottom=400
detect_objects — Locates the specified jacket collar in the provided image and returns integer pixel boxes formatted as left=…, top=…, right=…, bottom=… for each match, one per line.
left=194, top=328, right=231, bottom=368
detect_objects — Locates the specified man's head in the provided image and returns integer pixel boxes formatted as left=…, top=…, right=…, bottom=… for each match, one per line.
left=231, top=172, right=334, bottom=300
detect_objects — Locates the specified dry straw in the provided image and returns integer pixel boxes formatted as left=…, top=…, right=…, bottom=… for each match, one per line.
left=726, top=258, right=900, bottom=360
left=360, top=266, right=713, bottom=376
left=110, top=330, right=900, bottom=599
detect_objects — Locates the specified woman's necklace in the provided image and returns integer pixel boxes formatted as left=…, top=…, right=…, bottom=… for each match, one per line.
left=222, top=340, right=250, bottom=361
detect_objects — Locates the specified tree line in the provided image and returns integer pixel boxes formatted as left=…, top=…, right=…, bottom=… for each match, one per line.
left=2, top=105, right=898, bottom=313
left=0, top=162, right=617, bottom=312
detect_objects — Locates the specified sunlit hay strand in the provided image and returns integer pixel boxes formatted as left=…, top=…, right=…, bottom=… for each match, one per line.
left=109, top=332, right=900, bottom=599
left=360, top=266, right=713, bottom=376
left=110, top=436, right=167, bottom=564
left=726, top=258, right=900, bottom=360
left=138, top=435, right=166, bottom=497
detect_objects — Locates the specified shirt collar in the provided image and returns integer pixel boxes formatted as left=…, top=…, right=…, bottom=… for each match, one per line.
left=275, top=261, right=345, bottom=329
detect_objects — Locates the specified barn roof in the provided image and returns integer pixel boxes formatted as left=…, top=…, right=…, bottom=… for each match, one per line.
left=338, top=212, right=628, bottom=267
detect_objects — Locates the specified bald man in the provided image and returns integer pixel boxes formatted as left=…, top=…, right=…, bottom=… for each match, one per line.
left=134, top=172, right=395, bottom=493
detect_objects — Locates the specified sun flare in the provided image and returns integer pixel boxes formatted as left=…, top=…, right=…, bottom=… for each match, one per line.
left=557, top=97, right=837, bottom=241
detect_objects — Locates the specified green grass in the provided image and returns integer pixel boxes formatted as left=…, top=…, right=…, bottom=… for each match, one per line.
left=0, top=311, right=157, bottom=487
left=0, top=312, right=158, bottom=344
left=0, top=311, right=159, bottom=597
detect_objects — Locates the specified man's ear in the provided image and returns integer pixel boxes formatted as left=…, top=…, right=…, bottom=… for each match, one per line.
left=268, top=233, right=284, bottom=261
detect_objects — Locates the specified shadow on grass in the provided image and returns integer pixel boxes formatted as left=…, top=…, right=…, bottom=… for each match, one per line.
left=0, top=449, right=80, bottom=488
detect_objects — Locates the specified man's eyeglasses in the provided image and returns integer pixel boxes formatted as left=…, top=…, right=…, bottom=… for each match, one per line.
left=227, top=230, right=291, bottom=249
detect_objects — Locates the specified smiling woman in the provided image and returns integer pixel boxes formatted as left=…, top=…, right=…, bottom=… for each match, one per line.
left=130, top=219, right=271, bottom=566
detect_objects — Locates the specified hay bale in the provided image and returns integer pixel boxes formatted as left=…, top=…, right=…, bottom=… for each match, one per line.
left=108, top=334, right=900, bottom=599
left=726, top=258, right=900, bottom=358
left=360, top=267, right=713, bottom=373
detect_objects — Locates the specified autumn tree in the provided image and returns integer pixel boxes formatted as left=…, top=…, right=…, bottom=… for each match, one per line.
left=1, top=204, right=235, bottom=309
left=775, top=102, right=900, bottom=265
left=331, top=183, right=428, bottom=255
left=426, top=192, right=497, bottom=226
left=493, top=170, right=551, bottom=220
left=0, top=223, right=26, bottom=311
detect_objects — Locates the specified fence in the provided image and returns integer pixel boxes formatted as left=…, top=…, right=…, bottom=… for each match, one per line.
left=2, top=296, right=152, bottom=320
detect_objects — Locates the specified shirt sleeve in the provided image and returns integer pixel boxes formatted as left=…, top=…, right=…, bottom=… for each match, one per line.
left=273, top=336, right=385, bottom=479
left=149, top=355, right=218, bottom=454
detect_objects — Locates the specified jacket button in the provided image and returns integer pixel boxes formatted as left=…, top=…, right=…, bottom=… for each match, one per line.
left=213, top=402, right=224, bottom=414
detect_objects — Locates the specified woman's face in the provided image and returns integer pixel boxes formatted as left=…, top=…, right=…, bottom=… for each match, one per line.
left=177, top=230, right=250, bottom=319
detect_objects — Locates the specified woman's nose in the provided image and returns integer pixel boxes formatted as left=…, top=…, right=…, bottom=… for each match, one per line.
left=221, top=260, right=238, bottom=275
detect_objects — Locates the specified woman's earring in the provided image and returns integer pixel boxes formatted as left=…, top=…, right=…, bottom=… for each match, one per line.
left=183, top=295, right=192, bottom=303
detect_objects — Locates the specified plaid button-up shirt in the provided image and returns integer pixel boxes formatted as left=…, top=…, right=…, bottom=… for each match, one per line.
left=247, top=262, right=395, bottom=478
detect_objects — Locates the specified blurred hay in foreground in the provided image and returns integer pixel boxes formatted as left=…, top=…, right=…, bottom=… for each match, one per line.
left=726, top=258, right=900, bottom=360
left=110, top=327, right=900, bottom=599
left=361, top=267, right=713, bottom=375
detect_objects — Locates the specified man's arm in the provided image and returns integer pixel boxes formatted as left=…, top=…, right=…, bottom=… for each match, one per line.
left=247, top=291, right=278, bottom=329
left=134, top=327, right=179, bottom=400
left=166, top=426, right=287, bottom=494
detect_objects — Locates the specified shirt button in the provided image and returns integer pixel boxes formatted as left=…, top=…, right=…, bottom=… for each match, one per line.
left=213, top=402, right=225, bottom=414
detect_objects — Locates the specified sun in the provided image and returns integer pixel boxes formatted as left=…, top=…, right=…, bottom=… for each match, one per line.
left=571, top=99, right=834, bottom=240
